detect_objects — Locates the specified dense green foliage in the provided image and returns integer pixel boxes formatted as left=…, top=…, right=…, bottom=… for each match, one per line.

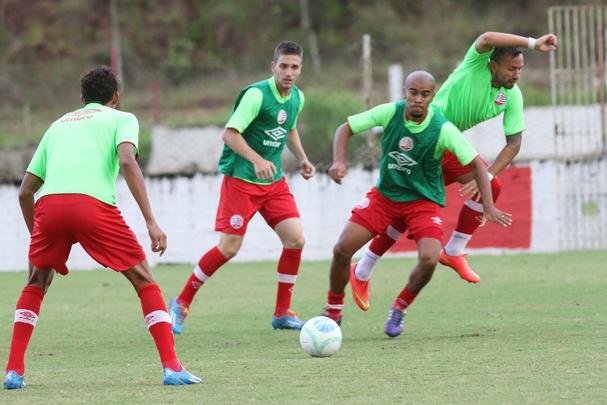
left=0, top=0, right=574, bottom=165
left=0, top=251, right=605, bottom=403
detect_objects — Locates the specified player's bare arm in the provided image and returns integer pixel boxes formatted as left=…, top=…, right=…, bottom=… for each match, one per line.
left=468, top=157, right=512, bottom=227
left=328, top=122, right=354, bottom=184
left=476, top=32, right=558, bottom=53
left=118, top=142, right=167, bottom=255
left=460, top=132, right=522, bottom=199
left=222, top=127, right=277, bottom=180
left=18, top=172, right=44, bottom=234
left=287, top=128, right=316, bottom=180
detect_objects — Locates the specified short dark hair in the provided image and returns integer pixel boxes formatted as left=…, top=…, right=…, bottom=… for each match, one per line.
left=80, top=66, right=118, bottom=104
left=491, top=47, right=523, bottom=63
left=273, top=41, right=303, bottom=62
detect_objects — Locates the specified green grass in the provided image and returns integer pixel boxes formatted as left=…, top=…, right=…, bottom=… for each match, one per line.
left=1, top=251, right=606, bottom=404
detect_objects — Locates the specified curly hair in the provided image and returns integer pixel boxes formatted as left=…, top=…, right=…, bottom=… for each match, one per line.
left=80, top=66, right=118, bottom=104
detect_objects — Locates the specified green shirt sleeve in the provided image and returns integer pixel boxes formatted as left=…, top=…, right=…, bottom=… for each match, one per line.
left=115, top=112, right=139, bottom=153
left=26, top=130, right=50, bottom=181
left=435, top=121, right=478, bottom=165
left=455, top=42, right=494, bottom=73
left=225, top=87, right=263, bottom=133
left=291, top=89, right=305, bottom=130
left=347, top=103, right=397, bottom=134
left=503, top=85, right=526, bottom=135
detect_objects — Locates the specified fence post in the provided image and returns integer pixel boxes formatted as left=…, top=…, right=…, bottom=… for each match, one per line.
left=388, top=64, right=403, bottom=102
left=362, top=34, right=377, bottom=167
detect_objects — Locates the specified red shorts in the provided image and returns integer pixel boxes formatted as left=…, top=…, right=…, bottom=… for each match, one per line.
left=442, top=150, right=488, bottom=185
left=215, top=176, right=300, bottom=235
left=350, top=188, right=443, bottom=241
left=383, top=152, right=490, bottom=234
left=29, top=194, right=146, bottom=275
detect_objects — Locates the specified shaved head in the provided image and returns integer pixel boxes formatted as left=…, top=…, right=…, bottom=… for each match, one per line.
left=403, top=70, right=437, bottom=121
left=404, top=70, right=435, bottom=89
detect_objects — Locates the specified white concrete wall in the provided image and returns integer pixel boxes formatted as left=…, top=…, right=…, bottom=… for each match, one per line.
left=0, top=165, right=559, bottom=272
left=0, top=169, right=374, bottom=271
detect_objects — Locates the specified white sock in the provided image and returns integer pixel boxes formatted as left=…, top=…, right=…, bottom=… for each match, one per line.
left=355, top=249, right=381, bottom=281
left=444, top=231, right=472, bottom=256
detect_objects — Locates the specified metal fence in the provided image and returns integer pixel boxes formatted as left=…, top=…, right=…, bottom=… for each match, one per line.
left=549, top=4, right=607, bottom=250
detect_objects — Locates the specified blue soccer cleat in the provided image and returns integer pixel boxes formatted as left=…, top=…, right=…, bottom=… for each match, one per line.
left=384, top=306, right=406, bottom=338
left=163, top=366, right=203, bottom=385
left=4, top=370, right=26, bottom=390
left=168, top=297, right=188, bottom=335
left=272, top=310, right=304, bottom=330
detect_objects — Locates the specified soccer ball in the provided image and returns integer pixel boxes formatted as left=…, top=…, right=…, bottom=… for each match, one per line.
left=299, top=316, right=342, bottom=357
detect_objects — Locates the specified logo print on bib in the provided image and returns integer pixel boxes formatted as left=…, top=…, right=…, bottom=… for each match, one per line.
left=399, top=136, right=414, bottom=151
left=356, top=197, right=370, bottom=209
left=230, top=215, right=244, bottom=229
left=495, top=92, right=507, bottom=106
left=277, top=109, right=287, bottom=124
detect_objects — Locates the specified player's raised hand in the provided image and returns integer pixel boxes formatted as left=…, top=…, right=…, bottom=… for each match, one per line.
left=483, top=206, right=513, bottom=227
left=147, top=220, right=167, bottom=256
left=300, top=159, right=316, bottom=180
left=536, top=34, right=558, bottom=52
left=328, top=161, right=348, bottom=184
left=253, top=159, right=277, bottom=181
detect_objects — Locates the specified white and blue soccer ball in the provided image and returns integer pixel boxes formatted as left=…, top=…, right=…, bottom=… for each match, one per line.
left=299, top=316, right=342, bottom=357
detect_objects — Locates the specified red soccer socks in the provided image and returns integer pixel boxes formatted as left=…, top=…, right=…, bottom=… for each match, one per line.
left=177, top=246, right=228, bottom=307
left=139, top=283, right=181, bottom=371
left=6, top=285, right=44, bottom=375
left=275, top=248, right=302, bottom=317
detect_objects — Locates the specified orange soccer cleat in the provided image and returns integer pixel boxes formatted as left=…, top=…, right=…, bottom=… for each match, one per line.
left=439, top=249, right=481, bottom=283
left=350, top=263, right=370, bottom=311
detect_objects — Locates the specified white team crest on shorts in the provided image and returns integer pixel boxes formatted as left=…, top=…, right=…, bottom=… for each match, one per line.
left=495, top=92, right=507, bottom=106
left=356, top=197, right=370, bottom=209
left=277, top=109, right=287, bottom=124
left=399, top=136, right=414, bottom=151
left=230, top=214, right=244, bottom=229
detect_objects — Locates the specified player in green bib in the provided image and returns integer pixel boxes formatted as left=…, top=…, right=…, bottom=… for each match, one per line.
left=321, top=71, right=512, bottom=336
left=4, top=66, right=201, bottom=389
left=169, top=41, right=316, bottom=333
left=350, top=31, right=558, bottom=300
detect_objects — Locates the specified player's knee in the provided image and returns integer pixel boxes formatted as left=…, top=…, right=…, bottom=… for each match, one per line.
left=418, top=251, right=439, bottom=270
left=217, top=236, right=242, bottom=259
left=218, top=244, right=239, bottom=259
left=333, top=242, right=353, bottom=262
left=283, top=236, right=305, bottom=249
left=27, top=269, right=53, bottom=293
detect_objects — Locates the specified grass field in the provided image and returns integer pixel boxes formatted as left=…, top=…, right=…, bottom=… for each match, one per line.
left=1, top=252, right=606, bottom=404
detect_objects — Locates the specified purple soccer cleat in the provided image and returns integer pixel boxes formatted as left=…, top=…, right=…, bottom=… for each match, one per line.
left=384, top=307, right=406, bottom=337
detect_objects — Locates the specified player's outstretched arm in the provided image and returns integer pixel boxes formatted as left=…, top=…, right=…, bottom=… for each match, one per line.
left=118, top=142, right=167, bottom=255
left=328, top=122, right=354, bottom=184
left=287, top=128, right=316, bottom=180
left=468, top=156, right=512, bottom=227
left=222, top=127, right=277, bottom=181
left=476, top=32, right=558, bottom=53
left=18, top=172, right=44, bottom=234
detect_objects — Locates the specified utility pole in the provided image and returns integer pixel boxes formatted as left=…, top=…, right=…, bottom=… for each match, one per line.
left=110, top=0, right=124, bottom=91
left=299, top=0, right=321, bottom=74
left=362, top=34, right=377, bottom=167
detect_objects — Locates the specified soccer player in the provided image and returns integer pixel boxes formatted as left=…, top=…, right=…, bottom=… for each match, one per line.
left=349, top=32, right=558, bottom=310
left=169, top=41, right=315, bottom=333
left=322, top=70, right=512, bottom=337
left=3, top=66, right=201, bottom=389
